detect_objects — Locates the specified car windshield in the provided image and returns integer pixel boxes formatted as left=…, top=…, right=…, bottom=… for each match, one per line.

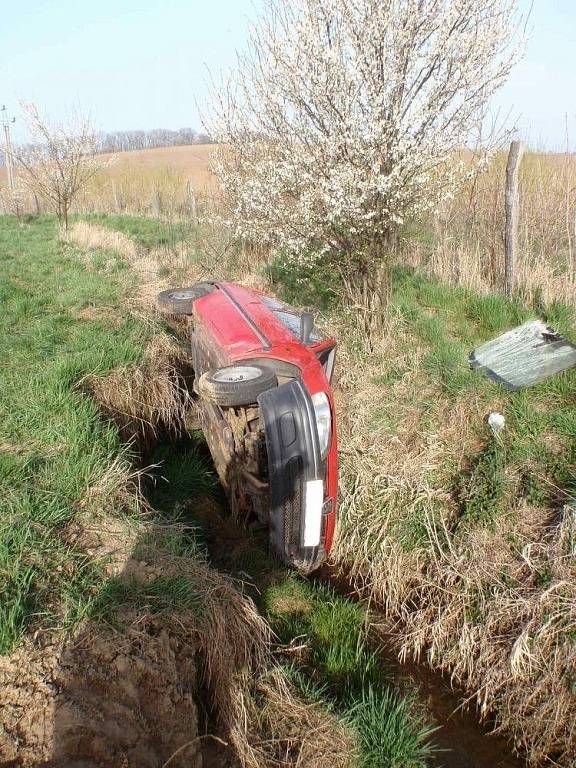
left=261, top=296, right=325, bottom=344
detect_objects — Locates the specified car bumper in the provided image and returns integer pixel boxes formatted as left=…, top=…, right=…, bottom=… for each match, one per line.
left=258, top=379, right=333, bottom=572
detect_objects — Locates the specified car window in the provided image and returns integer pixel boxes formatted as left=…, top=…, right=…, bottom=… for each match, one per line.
left=261, top=296, right=325, bottom=343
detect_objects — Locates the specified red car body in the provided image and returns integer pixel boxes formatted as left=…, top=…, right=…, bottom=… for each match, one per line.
left=160, top=281, right=338, bottom=571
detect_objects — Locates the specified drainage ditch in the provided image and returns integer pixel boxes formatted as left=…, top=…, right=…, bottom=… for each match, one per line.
left=146, top=429, right=528, bottom=768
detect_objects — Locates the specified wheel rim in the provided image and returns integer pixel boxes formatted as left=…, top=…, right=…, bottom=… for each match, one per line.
left=212, top=366, right=262, bottom=383
left=171, top=289, right=197, bottom=300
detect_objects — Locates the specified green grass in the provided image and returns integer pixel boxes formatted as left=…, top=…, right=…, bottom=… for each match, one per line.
left=92, top=573, right=205, bottom=624
left=0, top=215, right=162, bottom=651
left=263, top=575, right=436, bottom=768
left=0, top=215, right=223, bottom=653
left=147, top=441, right=221, bottom=513
left=79, top=212, right=193, bottom=250
left=271, top=257, right=576, bottom=536
left=389, top=268, right=576, bottom=520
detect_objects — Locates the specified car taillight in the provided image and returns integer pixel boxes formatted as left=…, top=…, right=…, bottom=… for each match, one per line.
left=311, top=391, right=331, bottom=459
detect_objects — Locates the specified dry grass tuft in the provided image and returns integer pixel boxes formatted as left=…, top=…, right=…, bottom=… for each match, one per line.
left=187, top=571, right=355, bottom=768
left=408, top=150, right=576, bottom=304
left=119, top=530, right=355, bottom=768
left=411, top=241, right=576, bottom=307
left=237, top=666, right=356, bottom=768
left=63, top=220, right=142, bottom=261
left=81, top=333, right=191, bottom=450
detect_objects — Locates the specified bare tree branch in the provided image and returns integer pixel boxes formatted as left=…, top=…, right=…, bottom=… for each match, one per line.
left=14, top=103, right=112, bottom=230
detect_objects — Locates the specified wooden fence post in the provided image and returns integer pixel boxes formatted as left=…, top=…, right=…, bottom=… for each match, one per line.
left=504, top=140, right=524, bottom=297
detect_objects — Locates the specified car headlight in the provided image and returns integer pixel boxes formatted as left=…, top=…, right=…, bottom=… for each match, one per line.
left=311, top=392, right=331, bottom=459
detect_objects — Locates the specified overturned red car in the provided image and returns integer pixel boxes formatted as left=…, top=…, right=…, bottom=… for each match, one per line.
left=157, top=281, right=337, bottom=573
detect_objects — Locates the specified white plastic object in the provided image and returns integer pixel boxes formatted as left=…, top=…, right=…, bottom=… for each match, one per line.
left=487, top=412, right=505, bottom=437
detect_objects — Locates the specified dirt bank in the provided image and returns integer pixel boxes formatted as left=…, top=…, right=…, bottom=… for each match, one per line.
left=0, top=616, right=202, bottom=768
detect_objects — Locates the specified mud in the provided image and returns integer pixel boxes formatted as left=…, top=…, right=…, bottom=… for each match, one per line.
left=0, top=609, right=202, bottom=768
left=0, top=520, right=204, bottom=768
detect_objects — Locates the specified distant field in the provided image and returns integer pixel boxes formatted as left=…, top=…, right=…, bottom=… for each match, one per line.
left=0, top=143, right=220, bottom=216
left=98, top=143, right=218, bottom=194
left=81, top=143, right=220, bottom=214
left=0, top=143, right=217, bottom=186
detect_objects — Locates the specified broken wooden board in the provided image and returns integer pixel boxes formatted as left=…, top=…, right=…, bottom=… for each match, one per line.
left=470, top=319, right=576, bottom=390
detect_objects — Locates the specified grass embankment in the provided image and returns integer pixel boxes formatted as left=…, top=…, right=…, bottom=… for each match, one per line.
left=275, top=265, right=576, bottom=764
left=0, top=215, right=356, bottom=768
left=0, top=214, right=154, bottom=651
left=65, top=214, right=440, bottom=767
left=69, top=211, right=576, bottom=765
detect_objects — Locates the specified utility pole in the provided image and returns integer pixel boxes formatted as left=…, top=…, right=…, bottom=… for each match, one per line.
left=1, top=105, right=16, bottom=195
left=1, top=105, right=19, bottom=218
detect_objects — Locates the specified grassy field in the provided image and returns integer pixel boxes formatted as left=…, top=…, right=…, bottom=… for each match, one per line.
left=0, top=213, right=441, bottom=768
left=0, top=143, right=217, bottom=219
left=0, top=215, right=155, bottom=651
left=52, top=208, right=576, bottom=765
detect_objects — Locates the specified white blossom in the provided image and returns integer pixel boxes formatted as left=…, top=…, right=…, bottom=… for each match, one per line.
left=208, top=0, right=521, bottom=296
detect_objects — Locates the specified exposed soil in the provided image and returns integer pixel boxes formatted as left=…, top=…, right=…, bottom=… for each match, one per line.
left=0, top=615, right=201, bottom=768
left=0, top=518, right=209, bottom=768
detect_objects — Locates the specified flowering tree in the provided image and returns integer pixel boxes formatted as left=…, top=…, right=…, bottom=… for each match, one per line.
left=210, top=0, right=521, bottom=321
left=15, top=103, right=108, bottom=230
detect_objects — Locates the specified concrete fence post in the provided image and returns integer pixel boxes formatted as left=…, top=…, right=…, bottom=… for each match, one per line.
left=504, top=140, right=524, bottom=297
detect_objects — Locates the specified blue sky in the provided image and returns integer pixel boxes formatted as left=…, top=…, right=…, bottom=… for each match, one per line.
left=1, top=0, right=574, bottom=148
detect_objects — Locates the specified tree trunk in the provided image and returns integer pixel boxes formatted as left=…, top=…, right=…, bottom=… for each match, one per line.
left=344, top=260, right=391, bottom=342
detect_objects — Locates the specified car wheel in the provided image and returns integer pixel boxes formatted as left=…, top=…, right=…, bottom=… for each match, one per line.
left=156, top=282, right=214, bottom=315
left=197, top=365, right=278, bottom=406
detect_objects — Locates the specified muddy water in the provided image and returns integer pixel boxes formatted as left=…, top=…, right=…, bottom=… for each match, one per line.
left=375, top=639, right=524, bottom=768
left=315, top=568, right=526, bottom=768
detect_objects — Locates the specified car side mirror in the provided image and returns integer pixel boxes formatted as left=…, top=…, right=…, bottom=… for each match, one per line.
left=300, top=312, right=314, bottom=344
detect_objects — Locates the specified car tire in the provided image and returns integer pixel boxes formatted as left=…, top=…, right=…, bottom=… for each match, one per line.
left=156, top=283, right=215, bottom=315
left=197, top=365, right=278, bottom=406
